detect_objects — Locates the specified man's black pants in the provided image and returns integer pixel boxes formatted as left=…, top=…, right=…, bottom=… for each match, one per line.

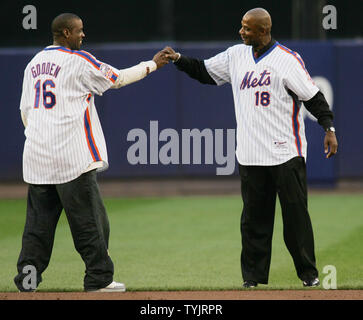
left=239, top=156, right=318, bottom=284
left=14, top=170, right=114, bottom=291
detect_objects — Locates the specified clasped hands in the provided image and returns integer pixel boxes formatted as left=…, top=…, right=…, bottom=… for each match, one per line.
left=152, top=47, right=179, bottom=69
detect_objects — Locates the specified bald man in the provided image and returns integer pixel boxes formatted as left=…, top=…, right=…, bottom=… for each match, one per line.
left=164, top=8, right=338, bottom=288
left=15, top=13, right=169, bottom=292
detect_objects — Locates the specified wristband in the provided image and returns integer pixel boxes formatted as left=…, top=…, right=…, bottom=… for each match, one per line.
left=172, top=53, right=181, bottom=63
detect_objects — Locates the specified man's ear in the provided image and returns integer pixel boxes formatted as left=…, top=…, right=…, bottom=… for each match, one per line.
left=62, top=28, right=70, bottom=38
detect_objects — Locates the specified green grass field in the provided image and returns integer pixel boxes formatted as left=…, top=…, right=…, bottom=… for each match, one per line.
left=0, top=193, right=362, bottom=292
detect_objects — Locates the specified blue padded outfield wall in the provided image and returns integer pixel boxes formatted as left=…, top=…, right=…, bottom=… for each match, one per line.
left=1, top=40, right=362, bottom=185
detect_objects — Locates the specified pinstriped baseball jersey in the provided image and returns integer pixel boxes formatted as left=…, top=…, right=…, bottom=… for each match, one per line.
left=20, top=45, right=119, bottom=184
left=204, top=41, right=319, bottom=166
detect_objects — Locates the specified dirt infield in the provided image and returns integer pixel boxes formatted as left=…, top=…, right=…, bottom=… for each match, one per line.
left=1, top=178, right=363, bottom=199
left=1, top=290, right=362, bottom=300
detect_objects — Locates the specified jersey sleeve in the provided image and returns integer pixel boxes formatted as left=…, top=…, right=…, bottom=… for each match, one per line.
left=19, top=65, right=32, bottom=116
left=79, top=51, right=120, bottom=96
left=284, top=53, right=319, bottom=101
left=203, top=48, right=231, bottom=85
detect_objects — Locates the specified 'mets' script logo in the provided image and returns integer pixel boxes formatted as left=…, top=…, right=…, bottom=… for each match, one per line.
left=240, top=70, right=271, bottom=90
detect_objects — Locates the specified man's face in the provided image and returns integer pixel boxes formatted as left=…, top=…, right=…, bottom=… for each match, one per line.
left=66, top=18, right=85, bottom=50
left=239, top=15, right=262, bottom=47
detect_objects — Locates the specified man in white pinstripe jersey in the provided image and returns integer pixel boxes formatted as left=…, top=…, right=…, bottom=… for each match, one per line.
left=164, top=8, right=338, bottom=288
left=15, top=13, right=169, bottom=292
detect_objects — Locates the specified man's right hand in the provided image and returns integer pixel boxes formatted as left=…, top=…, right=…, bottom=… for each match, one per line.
left=152, top=51, right=170, bottom=69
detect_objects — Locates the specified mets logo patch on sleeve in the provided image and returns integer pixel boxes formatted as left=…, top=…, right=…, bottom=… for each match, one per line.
left=99, top=63, right=114, bottom=80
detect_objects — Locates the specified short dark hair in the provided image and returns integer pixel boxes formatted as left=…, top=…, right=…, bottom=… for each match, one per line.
left=51, top=13, right=81, bottom=38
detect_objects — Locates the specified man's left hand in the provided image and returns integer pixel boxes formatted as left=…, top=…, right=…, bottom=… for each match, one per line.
left=324, top=132, right=338, bottom=158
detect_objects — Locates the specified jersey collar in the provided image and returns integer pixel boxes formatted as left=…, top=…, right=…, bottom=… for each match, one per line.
left=252, top=39, right=278, bottom=64
left=44, top=45, right=72, bottom=52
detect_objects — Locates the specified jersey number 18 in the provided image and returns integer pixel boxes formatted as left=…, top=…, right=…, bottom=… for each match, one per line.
left=255, top=91, right=270, bottom=107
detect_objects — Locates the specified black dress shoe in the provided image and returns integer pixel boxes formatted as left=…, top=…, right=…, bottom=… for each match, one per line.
left=243, top=280, right=258, bottom=288
left=303, top=278, right=320, bottom=287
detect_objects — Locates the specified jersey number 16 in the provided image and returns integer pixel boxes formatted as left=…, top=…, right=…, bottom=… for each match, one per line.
left=34, top=79, right=56, bottom=109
